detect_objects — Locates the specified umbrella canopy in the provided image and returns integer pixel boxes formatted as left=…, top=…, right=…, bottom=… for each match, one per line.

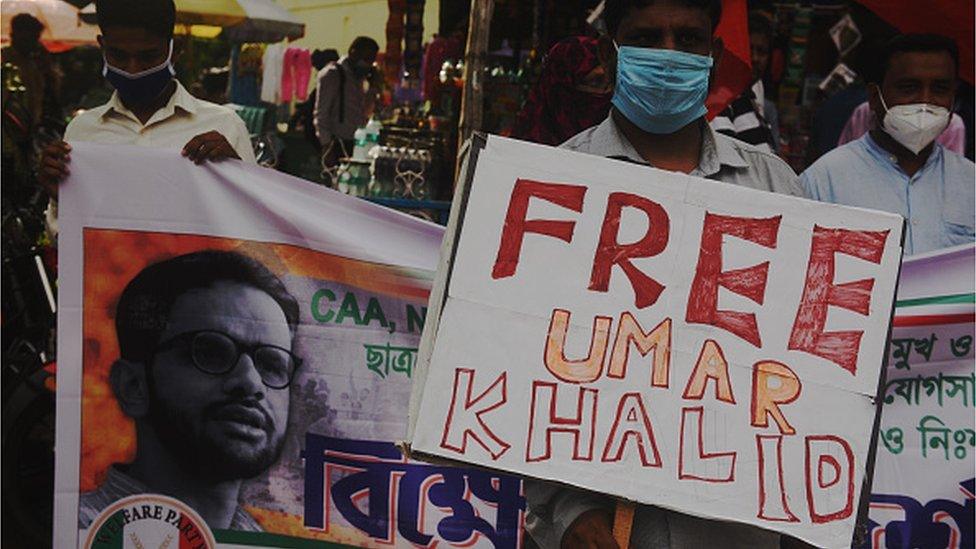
left=222, top=0, right=303, bottom=42
left=1, top=0, right=97, bottom=51
left=80, top=0, right=303, bottom=43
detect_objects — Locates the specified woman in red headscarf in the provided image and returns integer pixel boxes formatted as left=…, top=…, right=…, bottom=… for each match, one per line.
left=513, top=36, right=612, bottom=146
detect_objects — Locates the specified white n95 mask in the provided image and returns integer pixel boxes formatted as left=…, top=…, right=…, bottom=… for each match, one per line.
left=879, top=92, right=951, bottom=155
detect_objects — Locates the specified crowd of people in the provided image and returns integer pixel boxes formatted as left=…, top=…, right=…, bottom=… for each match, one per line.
left=509, top=1, right=973, bottom=262
left=7, top=0, right=971, bottom=260
left=1, top=0, right=973, bottom=547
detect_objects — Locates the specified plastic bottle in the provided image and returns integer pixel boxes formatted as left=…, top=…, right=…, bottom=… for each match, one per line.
left=365, top=118, right=382, bottom=156
left=352, top=127, right=369, bottom=160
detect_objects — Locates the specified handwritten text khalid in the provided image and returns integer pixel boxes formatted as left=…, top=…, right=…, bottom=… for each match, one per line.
left=411, top=138, right=904, bottom=547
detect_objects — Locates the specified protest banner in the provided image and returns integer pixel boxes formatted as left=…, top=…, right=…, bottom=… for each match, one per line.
left=865, top=244, right=975, bottom=549
left=409, top=135, right=905, bottom=548
left=54, top=143, right=525, bottom=548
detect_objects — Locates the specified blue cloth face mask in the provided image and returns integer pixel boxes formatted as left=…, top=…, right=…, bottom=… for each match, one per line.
left=103, top=40, right=176, bottom=105
left=611, top=45, right=713, bottom=134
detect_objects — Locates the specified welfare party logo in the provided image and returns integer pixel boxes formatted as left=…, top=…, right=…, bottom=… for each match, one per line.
left=85, top=494, right=216, bottom=549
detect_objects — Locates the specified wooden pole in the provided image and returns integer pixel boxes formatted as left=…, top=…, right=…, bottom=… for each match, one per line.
left=613, top=500, right=636, bottom=548
left=458, top=0, right=494, bottom=146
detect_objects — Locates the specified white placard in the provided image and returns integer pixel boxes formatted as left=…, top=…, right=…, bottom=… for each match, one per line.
left=411, top=136, right=904, bottom=548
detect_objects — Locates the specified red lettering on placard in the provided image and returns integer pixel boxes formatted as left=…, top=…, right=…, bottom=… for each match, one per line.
left=789, top=226, right=889, bottom=374
left=678, top=407, right=736, bottom=482
left=588, top=193, right=670, bottom=309
left=607, top=315, right=672, bottom=388
left=544, top=309, right=613, bottom=384
left=682, top=339, right=736, bottom=404
left=756, top=435, right=800, bottom=523
left=440, top=369, right=510, bottom=460
left=686, top=213, right=781, bottom=347
left=601, top=392, right=663, bottom=467
left=492, top=179, right=586, bottom=279
left=805, top=435, right=856, bottom=523
left=526, top=382, right=598, bottom=462
left=751, top=361, right=802, bottom=435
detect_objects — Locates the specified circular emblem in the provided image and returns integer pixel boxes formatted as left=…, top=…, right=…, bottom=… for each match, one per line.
left=85, top=494, right=216, bottom=549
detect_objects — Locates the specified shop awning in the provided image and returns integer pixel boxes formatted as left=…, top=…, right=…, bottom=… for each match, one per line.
left=79, top=0, right=305, bottom=43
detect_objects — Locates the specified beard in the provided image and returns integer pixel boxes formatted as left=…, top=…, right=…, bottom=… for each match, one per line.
left=147, top=390, right=287, bottom=482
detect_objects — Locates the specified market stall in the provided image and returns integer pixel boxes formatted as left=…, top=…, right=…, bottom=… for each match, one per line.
left=1, top=0, right=97, bottom=52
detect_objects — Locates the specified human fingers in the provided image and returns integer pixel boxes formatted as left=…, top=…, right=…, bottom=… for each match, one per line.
left=40, top=154, right=70, bottom=181
left=204, top=139, right=239, bottom=161
left=182, top=133, right=210, bottom=161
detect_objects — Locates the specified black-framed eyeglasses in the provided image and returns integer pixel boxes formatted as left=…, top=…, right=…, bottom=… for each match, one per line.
left=153, top=330, right=301, bottom=389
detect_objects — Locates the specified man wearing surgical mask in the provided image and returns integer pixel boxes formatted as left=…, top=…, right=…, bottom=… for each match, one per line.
left=525, top=2, right=803, bottom=548
left=37, top=0, right=255, bottom=210
left=559, top=0, right=803, bottom=199
left=802, top=34, right=974, bottom=255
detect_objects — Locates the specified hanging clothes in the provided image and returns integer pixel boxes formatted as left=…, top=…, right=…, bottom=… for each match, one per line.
left=421, top=33, right=463, bottom=107
left=281, top=47, right=313, bottom=103
left=229, top=43, right=264, bottom=106
left=260, top=42, right=287, bottom=103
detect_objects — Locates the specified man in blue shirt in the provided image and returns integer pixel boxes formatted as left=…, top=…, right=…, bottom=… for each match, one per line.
left=801, top=34, right=975, bottom=255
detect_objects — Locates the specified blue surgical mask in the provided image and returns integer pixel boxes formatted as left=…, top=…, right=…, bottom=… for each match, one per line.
left=103, top=40, right=176, bottom=105
left=611, top=45, right=713, bottom=134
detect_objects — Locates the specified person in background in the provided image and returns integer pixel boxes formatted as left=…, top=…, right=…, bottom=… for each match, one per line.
left=837, top=100, right=966, bottom=154
left=3, top=14, right=59, bottom=205
left=314, top=37, right=379, bottom=166
left=709, top=11, right=778, bottom=153
left=191, top=66, right=231, bottom=105
left=2, top=13, right=61, bottom=136
left=527, top=1, right=803, bottom=546
left=422, top=21, right=466, bottom=112
left=36, top=0, right=256, bottom=235
left=512, top=36, right=612, bottom=146
left=801, top=34, right=974, bottom=255
left=292, top=48, right=339, bottom=151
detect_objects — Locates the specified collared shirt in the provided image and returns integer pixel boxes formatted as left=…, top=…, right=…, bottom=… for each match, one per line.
left=64, top=80, right=256, bottom=163
left=77, top=465, right=263, bottom=532
left=314, top=57, right=369, bottom=144
left=562, top=115, right=804, bottom=197
left=525, top=115, right=797, bottom=549
left=801, top=133, right=975, bottom=255
left=48, top=81, right=257, bottom=236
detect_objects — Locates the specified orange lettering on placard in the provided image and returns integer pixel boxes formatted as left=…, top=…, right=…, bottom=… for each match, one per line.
left=751, top=360, right=802, bottom=435
left=544, top=309, right=612, bottom=384
left=607, top=314, right=671, bottom=388
left=682, top=339, right=736, bottom=404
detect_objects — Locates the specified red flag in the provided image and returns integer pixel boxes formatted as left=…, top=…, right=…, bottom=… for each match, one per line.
left=854, top=0, right=974, bottom=85
left=706, top=0, right=752, bottom=120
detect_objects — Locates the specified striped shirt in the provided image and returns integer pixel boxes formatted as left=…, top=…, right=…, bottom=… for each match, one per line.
left=710, top=86, right=777, bottom=154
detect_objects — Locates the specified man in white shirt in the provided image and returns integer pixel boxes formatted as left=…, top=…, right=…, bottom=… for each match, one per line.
left=38, top=0, right=255, bottom=197
left=313, top=36, right=379, bottom=165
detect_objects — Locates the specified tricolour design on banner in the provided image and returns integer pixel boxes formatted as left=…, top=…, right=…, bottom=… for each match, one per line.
left=55, top=143, right=525, bottom=548
left=85, top=494, right=216, bottom=549
left=409, top=136, right=905, bottom=548
left=865, top=245, right=975, bottom=549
